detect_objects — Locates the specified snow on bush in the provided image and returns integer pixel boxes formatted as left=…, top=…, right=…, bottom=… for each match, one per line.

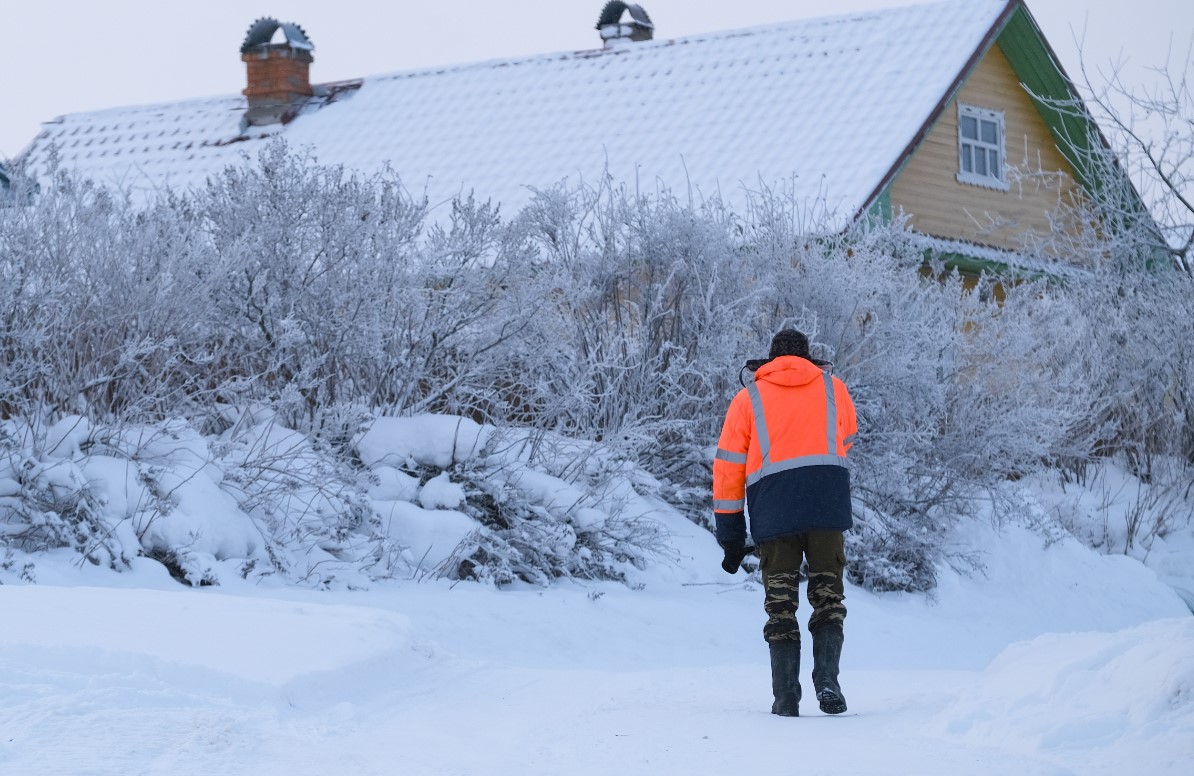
left=356, top=421, right=678, bottom=585
left=1, top=412, right=396, bottom=587
left=0, top=410, right=691, bottom=587
left=1, top=416, right=130, bottom=573
left=2, top=144, right=1191, bottom=591
left=356, top=415, right=489, bottom=470
left=418, top=472, right=466, bottom=510
left=1026, top=459, right=1194, bottom=610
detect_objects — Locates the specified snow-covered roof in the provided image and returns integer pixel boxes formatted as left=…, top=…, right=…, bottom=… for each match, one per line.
left=21, top=0, right=1012, bottom=224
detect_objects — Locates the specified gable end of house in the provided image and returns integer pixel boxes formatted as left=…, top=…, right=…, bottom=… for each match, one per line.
left=863, top=1, right=1152, bottom=272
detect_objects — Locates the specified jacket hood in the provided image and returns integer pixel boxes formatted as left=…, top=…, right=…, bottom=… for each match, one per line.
left=754, top=355, right=824, bottom=387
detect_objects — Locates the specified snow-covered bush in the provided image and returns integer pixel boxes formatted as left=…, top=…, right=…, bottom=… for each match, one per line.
left=0, top=412, right=401, bottom=588
left=355, top=418, right=676, bottom=585
left=508, top=183, right=1124, bottom=589
left=505, top=182, right=763, bottom=486
left=0, top=170, right=217, bottom=422
left=451, top=438, right=674, bottom=584
left=1017, top=52, right=1194, bottom=555
left=3, top=142, right=1190, bottom=591
left=211, top=409, right=391, bottom=585
left=0, top=416, right=130, bottom=569
left=195, top=145, right=547, bottom=431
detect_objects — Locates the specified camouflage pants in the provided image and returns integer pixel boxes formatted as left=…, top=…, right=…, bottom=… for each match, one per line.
left=758, top=531, right=847, bottom=644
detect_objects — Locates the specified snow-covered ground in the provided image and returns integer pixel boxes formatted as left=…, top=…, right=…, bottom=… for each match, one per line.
left=2, top=521, right=1191, bottom=776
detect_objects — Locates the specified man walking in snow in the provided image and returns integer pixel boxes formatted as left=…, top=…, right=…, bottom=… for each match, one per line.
left=712, top=329, right=857, bottom=716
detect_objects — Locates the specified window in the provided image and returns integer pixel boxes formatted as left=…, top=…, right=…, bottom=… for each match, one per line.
left=957, top=104, right=1008, bottom=190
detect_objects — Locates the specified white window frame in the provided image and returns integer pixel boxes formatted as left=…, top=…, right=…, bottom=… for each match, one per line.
left=956, top=103, right=1009, bottom=191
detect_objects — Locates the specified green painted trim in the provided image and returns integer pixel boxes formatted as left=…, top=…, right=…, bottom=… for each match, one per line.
left=866, top=188, right=891, bottom=224
left=925, top=249, right=1009, bottom=277
left=922, top=249, right=1072, bottom=284
left=995, top=6, right=1154, bottom=232
left=995, top=9, right=1089, bottom=181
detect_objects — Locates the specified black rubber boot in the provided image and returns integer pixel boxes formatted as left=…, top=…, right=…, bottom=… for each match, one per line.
left=768, top=640, right=801, bottom=717
left=812, top=627, right=847, bottom=714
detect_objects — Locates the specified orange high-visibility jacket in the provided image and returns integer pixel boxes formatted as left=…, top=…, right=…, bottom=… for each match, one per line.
left=712, top=355, right=857, bottom=544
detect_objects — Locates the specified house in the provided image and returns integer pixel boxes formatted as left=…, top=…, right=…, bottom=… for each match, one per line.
left=15, top=0, right=1138, bottom=272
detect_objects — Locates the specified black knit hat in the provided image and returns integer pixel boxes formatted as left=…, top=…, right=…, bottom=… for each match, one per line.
left=769, top=329, right=810, bottom=360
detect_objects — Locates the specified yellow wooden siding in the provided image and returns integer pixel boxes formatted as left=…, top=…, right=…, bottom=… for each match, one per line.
left=888, top=42, right=1084, bottom=252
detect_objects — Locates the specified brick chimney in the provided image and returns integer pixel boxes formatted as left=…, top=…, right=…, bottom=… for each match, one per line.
left=240, top=18, right=314, bottom=127
left=596, top=2, right=654, bottom=48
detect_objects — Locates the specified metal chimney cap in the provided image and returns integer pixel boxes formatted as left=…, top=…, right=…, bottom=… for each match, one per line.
left=595, top=2, right=654, bottom=31
left=240, top=17, right=314, bottom=53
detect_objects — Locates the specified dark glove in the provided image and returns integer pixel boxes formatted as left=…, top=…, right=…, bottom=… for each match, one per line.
left=720, top=540, right=755, bottom=574
left=715, top=511, right=750, bottom=574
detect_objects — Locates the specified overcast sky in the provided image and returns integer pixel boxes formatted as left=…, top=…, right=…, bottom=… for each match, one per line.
left=2, top=0, right=1190, bottom=160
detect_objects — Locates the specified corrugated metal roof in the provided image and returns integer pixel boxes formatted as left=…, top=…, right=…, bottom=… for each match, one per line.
left=20, top=0, right=1012, bottom=224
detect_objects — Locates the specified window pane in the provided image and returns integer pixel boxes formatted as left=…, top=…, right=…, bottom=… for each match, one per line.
left=975, top=149, right=987, bottom=176
left=981, top=119, right=998, bottom=144
left=989, top=150, right=1000, bottom=178
left=961, top=116, right=978, bottom=139
left=962, top=144, right=972, bottom=172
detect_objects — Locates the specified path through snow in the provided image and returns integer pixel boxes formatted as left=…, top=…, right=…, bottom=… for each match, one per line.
left=1, top=523, right=1191, bottom=775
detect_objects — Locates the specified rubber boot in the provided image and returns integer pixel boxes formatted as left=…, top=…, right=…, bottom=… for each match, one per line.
left=812, top=627, right=847, bottom=714
left=768, top=641, right=801, bottom=716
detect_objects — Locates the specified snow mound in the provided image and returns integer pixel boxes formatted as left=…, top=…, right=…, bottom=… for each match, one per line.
left=939, top=619, right=1194, bottom=769
left=418, top=471, right=465, bottom=509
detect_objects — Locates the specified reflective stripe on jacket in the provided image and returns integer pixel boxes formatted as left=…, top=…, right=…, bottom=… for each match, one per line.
left=713, top=355, right=857, bottom=543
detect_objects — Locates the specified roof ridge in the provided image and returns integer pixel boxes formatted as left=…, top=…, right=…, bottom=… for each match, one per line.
left=364, top=0, right=1008, bottom=85
left=43, top=0, right=1009, bottom=121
